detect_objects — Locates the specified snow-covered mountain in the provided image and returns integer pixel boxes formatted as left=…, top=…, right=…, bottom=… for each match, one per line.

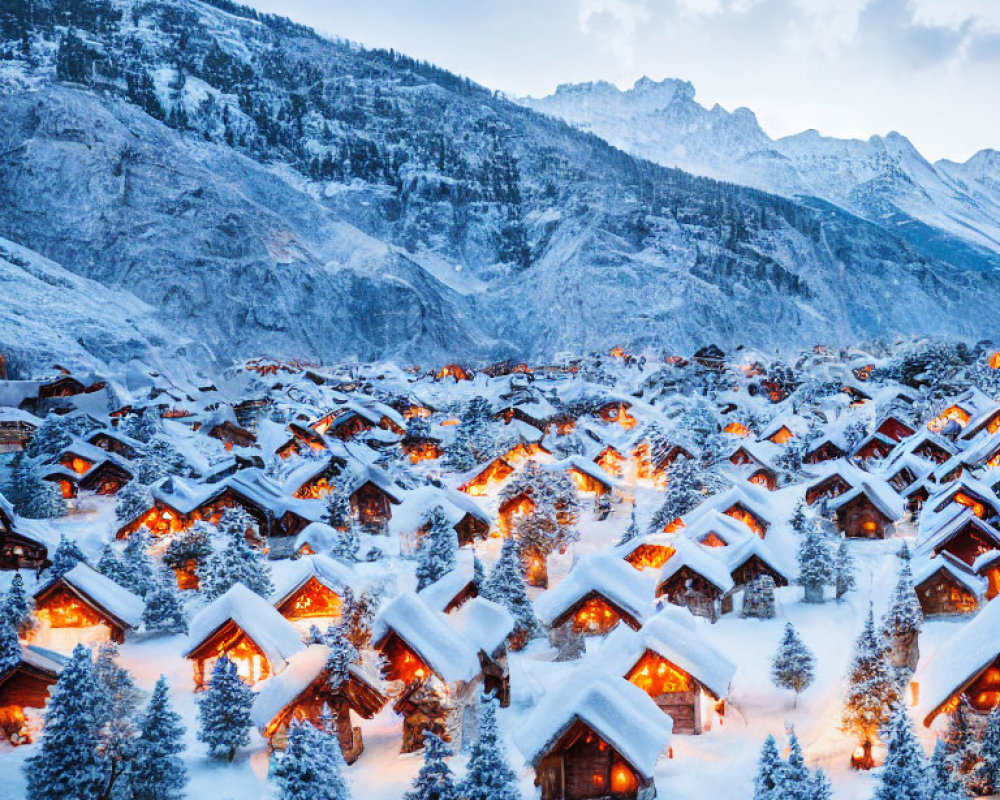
left=521, top=78, right=1000, bottom=265
left=1, top=2, right=999, bottom=373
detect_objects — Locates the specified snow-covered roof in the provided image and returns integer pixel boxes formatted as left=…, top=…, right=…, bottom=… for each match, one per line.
left=917, top=506, right=1000, bottom=557
left=911, top=553, right=985, bottom=596
left=657, top=539, right=735, bottom=594
left=417, top=553, right=477, bottom=613
left=186, top=583, right=305, bottom=672
left=683, top=510, right=754, bottom=548
left=448, top=597, right=514, bottom=657
left=917, top=596, right=1000, bottom=723
left=534, top=553, right=655, bottom=627
left=594, top=608, right=736, bottom=699
left=721, top=534, right=795, bottom=581
left=516, top=668, right=672, bottom=777
left=43, top=563, right=145, bottom=629
left=371, top=592, right=481, bottom=683
left=272, top=554, right=355, bottom=609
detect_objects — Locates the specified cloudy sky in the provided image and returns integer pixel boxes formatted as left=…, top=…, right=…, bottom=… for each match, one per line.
left=245, top=0, right=1000, bottom=162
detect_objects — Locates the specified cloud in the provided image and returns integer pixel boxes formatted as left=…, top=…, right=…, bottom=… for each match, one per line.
left=855, top=0, right=971, bottom=69
left=577, top=0, right=651, bottom=63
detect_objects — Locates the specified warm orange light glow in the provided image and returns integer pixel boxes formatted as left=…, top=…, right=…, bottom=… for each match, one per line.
left=663, top=518, right=685, bottom=534
left=609, top=346, right=628, bottom=359
left=625, top=544, right=675, bottom=570
left=861, top=520, right=879, bottom=533
left=58, top=480, right=75, bottom=499
left=174, top=560, right=200, bottom=590
left=724, top=422, right=749, bottom=437
left=596, top=447, right=625, bottom=476
left=989, top=417, right=1000, bottom=436
left=725, top=506, right=765, bottom=537
left=955, top=492, right=986, bottom=518
left=406, top=442, right=442, bottom=464
left=700, top=533, right=727, bottom=548
left=572, top=597, right=621, bottom=634
left=627, top=650, right=693, bottom=695
left=403, top=406, right=432, bottom=420
left=990, top=352, right=1000, bottom=369
left=928, top=406, right=971, bottom=432
left=601, top=404, right=637, bottom=430
left=768, top=426, right=794, bottom=444
left=294, top=477, right=334, bottom=500
left=436, top=365, right=470, bottom=381
left=611, top=764, right=638, bottom=794
left=439, top=418, right=460, bottom=426
left=35, top=596, right=103, bottom=629
left=280, top=578, right=343, bottom=621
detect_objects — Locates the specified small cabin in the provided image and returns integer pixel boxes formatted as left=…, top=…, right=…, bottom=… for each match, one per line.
left=30, top=564, right=144, bottom=651
left=0, top=646, right=63, bottom=744
left=656, top=544, right=735, bottom=623
left=875, top=416, right=916, bottom=443
left=208, top=421, right=257, bottom=449
left=913, top=559, right=982, bottom=617
left=250, top=645, right=386, bottom=762
left=722, top=503, right=769, bottom=538
left=272, top=555, right=351, bottom=634
left=77, top=460, right=133, bottom=496
left=923, top=511, right=1000, bottom=566
left=185, top=584, right=305, bottom=689
left=86, top=430, right=140, bottom=460
left=349, top=479, right=402, bottom=532
left=803, top=440, right=846, bottom=464
left=805, top=473, right=852, bottom=506
left=830, top=488, right=900, bottom=539
left=518, top=671, right=671, bottom=800
left=0, top=499, right=48, bottom=571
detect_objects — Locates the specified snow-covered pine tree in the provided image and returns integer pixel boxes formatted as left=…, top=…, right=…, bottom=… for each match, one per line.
left=123, top=413, right=161, bottom=444
left=270, top=721, right=352, bottom=800
left=771, top=623, right=815, bottom=706
left=840, top=609, right=900, bottom=758
left=797, top=522, right=833, bottom=603
left=335, top=587, right=376, bottom=651
left=648, top=456, right=712, bottom=532
left=9, top=455, right=66, bottom=519
left=120, top=528, right=156, bottom=597
left=785, top=731, right=809, bottom=796
left=809, top=769, right=834, bottom=800
left=482, top=537, right=537, bottom=646
left=325, top=629, right=360, bottom=692
left=789, top=499, right=809, bottom=535
left=49, top=534, right=86, bottom=579
left=415, top=506, right=458, bottom=591
left=442, top=422, right=475, bottom=472
left=114, top=479, right=152, bottom=525
left=163, top=521, right=213, bottom=583
left=405, top=731, right=457, bottom=800
left=217, top=506, right=261, bottom=545
left=97, top=543, right=128, bottom=587
left=0, top=612, right=20, bottom=673
left=197, top=655, right=254, bottom=762
left=324, top=488, right=354, bottom=531
left=472, top=553, right=485, bottom=592
left=872, top=705, right=926, bottom=800
left=131, top=675, right=187, bottom=800
left=930, top=739, right=972, bottom=800
left=330, top=518, right=362, bottom=564
left=977, top=706, right=1000, bottom=795
left=24, top=645, right=105, bottom=800
left=462, top=397, right=496, bottom=463
left=942, top=697, right=982, bottom=792
left=457, top=693, right=519, bottom=800
left=142, top=570, right=188, bottom=634
left=834, top=539, right=856, bottom=600
left=199, top=526, right=273, bottom=600
left=752, top=734, right=787, bottom=800
left=2, top=572, right=31, bottom=632
left=617, top=505, right=641, bottom=546
left=882, top=556, right=923, bottom=678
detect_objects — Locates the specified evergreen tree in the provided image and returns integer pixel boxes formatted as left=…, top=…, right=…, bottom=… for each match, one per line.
left=789, top=499, right=809, bottom=535
left=334, top=588, right=376, bottom=651
left=840, top=609, right=899, bottom=749
left=415, top=507, right=458, bottom=591
left=472, top=553, right=485, bottom=592
left=930, top=739, right=972, bottom=800
left=617, top=505, right=641, bottom=546
left=217, top=506, right=260, bottom=544
left=482, top=537, right=537, bottom=641
left=872, top=705, right=926, bottom=800
left=942, top=698, right=982, bottom=792
left=797, top=523, right=833, bottom=603
left=752, top=735, right=787, bottom=800
left=325, top=628, right=359, bottom=692
left=49, top=534, right=86, bottom=579
left=770, top=623, right=815, bottom=706
left=457, top=693, right=519, bottom=800
left=405, top=731, right=457, bottom=800
left=809, top=768, right=834, bottom=800
left=978, top=706, right=1000, bottom=796
left=131, top=676, right=187, bottom=800
left=2, top=572, right=31, bottom=632
left=97, top=543, right=128, bottom=586
left=785, top=731, right=809, bottom=796
left=0, top=613, right=20, bottom=674
left=197, top=655, right=253, bottom=762
left=324, top=489, right=354, bottom=531
left=270, top=721, right=351, bottom=800
left=9, top=455, right=66, bottom=519
left=142, top=570, right=188, bottom=634
left=834, top=539, right=856, bottom=600
left=329, top=519, right=361, bottom=564
left=648, top=456, right=713, bottom=531
left=24, top=645, right=105, bottom=800
left=120, top=528, right=156, bottom=597
left=115, top=479, right=152, bottom=525
left=443, top=422, right=475, bottom=472
left=199, top=526, right=273, bottom=600
left=162, top=522, right=213, bottom=581
left=882, top=556, right=923, bottom=678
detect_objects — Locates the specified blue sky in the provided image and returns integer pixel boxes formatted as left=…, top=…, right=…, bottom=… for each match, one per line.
left=245, top=0, right=1000, bottom=162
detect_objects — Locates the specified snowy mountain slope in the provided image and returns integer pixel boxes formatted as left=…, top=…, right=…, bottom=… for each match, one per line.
left=0, top=1, right=999, bottom=368
left=0, top=236, right=179, bottom=374
left=521, top=78, right=1000, bottom=267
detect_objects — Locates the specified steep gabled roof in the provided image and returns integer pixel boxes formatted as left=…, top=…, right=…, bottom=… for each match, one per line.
left=534, top=554, right=654, bottom=627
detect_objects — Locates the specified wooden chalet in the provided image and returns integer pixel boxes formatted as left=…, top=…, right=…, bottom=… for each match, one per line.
left=320, top=402, right=405, bottom=442
left=272, top=555, right=352, bottom=633
left=348, top=471, right=404, bottom=532
left=86, top=429, right=140, bottom=460
left=0, top=495, right=48, bottom=571
left=655, top=541, right=735, bottom=622
left=828, top=482, right=903, bottom=539
left=208, top=420, right=257, bottom=449
left=250, top=645, right=386, bottom=761
left=919, top=508, right=1000, bottom=566
left=517, top=670, right=671, bottom=800
left=30, top=564, right=144, bottom=651
left=0, top=409, right=39, bottom=454
left=598, top=612, right=735, bottom=735
left=400, top=429, right=443, bottom=463
left=723, top=537, right=792, bottom=590
left=185, top=583, right=305, bottom=689
left=912, top=555, right=983, bottom=617
left=803, top=437, right=847, bottom=464
left=0, top=646, right=64, bottom=744
left=874, top=414, right=916, bottom=443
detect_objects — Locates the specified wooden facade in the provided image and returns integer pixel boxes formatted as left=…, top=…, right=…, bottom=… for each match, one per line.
left=803, top=441, right=846, bottom=464
left=31, top=581, right=130, bottom=647
left=0, top=658, right=59, bottom=744
left=657, top=567, right=733, bottom=621
left=625, top=649, right=710, bottom=735
left=550, top=592, right=642, bottom=638
left=350, top=481, right=398, bottom=531
left=730, top=554, right=788, bottom=589
left=916, top=568, right=979, bottom=617
left=0, top=508, right=48, bottom=570
left=534, top=720, right=650, bottom=800
left=836, top=494, right=893, bottom=539
left=187, top=620, right=271, bottom=689
left=931, top=518, right=1000, bottom=566
left=78, top=461, right=133, bottom=495
left=274, top=576, right=343, bottom=629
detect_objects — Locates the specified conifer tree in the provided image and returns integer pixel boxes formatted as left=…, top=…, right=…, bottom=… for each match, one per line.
left=771, top=623, right=815, bottom=706
left=120, top=528, right=156, bottom=597
left=841, top=609, right=899, bottom=752
left=872, top=705, right=926, bottom=800
left=142, top=570, right=188, bottom=634
left=415, top=507, right=458, bottom=591
left=789, top=499, right=809, bottom=535
left=217, top=506, right=261, bottom=545
left=752, top=735, right=787, bottom=800
left=930, top=739, right=972, bottom=800
left=617, top=504, right=641, bottom=546
left=197, top=655, right=253, bottom=762
left=270, top=721, right=351, bottom=800
left=49, top=534, right=86, bottom=579
left=2, top=572, right=31, bottom=632
left=457, top=693, right=519, bottom=800
left=443, top=422, right=475, bottom=472
left=472, top=553, right=485, bottom=592
left=330, top=519, right=361, bottom=564
left=7, top=453, right=66, bottom=519
left=797, top=523, right=833, bottom=603
left=979, top=706, right=1000, bottom=796
left=405, top=731, right=457, bottom=800
left=882, top=557, right=923, bottom=678
left=942, top=698, right=982, bottom=792
left=131, top=676, right=187, bottom=800
left=0, top=613, right=20, bottom=674
left=163, top=522, right=213, bottom=582
left=25, top=645, right=105, bottom=800
left=648, top=456, right=710, bottom=531
left=785, top=731, right=809, bottom=794
left=324, top=489, right=354, bottom=531
left=325, top=628, right=359, bottom=692
left=334, top=588, right=376, bottom=651
left=809, top=769, right=834, bottom=800
left=115, top=479, right=152, bottom=525
left=199, top=526, right=273, bottom=600
left=482, top=537, right=537, bottom=643
left=834, top=539, right=856, bottom=600
left=97, top=543, right=128, bottom=586
left=93, top=640, right=143, bottom=796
